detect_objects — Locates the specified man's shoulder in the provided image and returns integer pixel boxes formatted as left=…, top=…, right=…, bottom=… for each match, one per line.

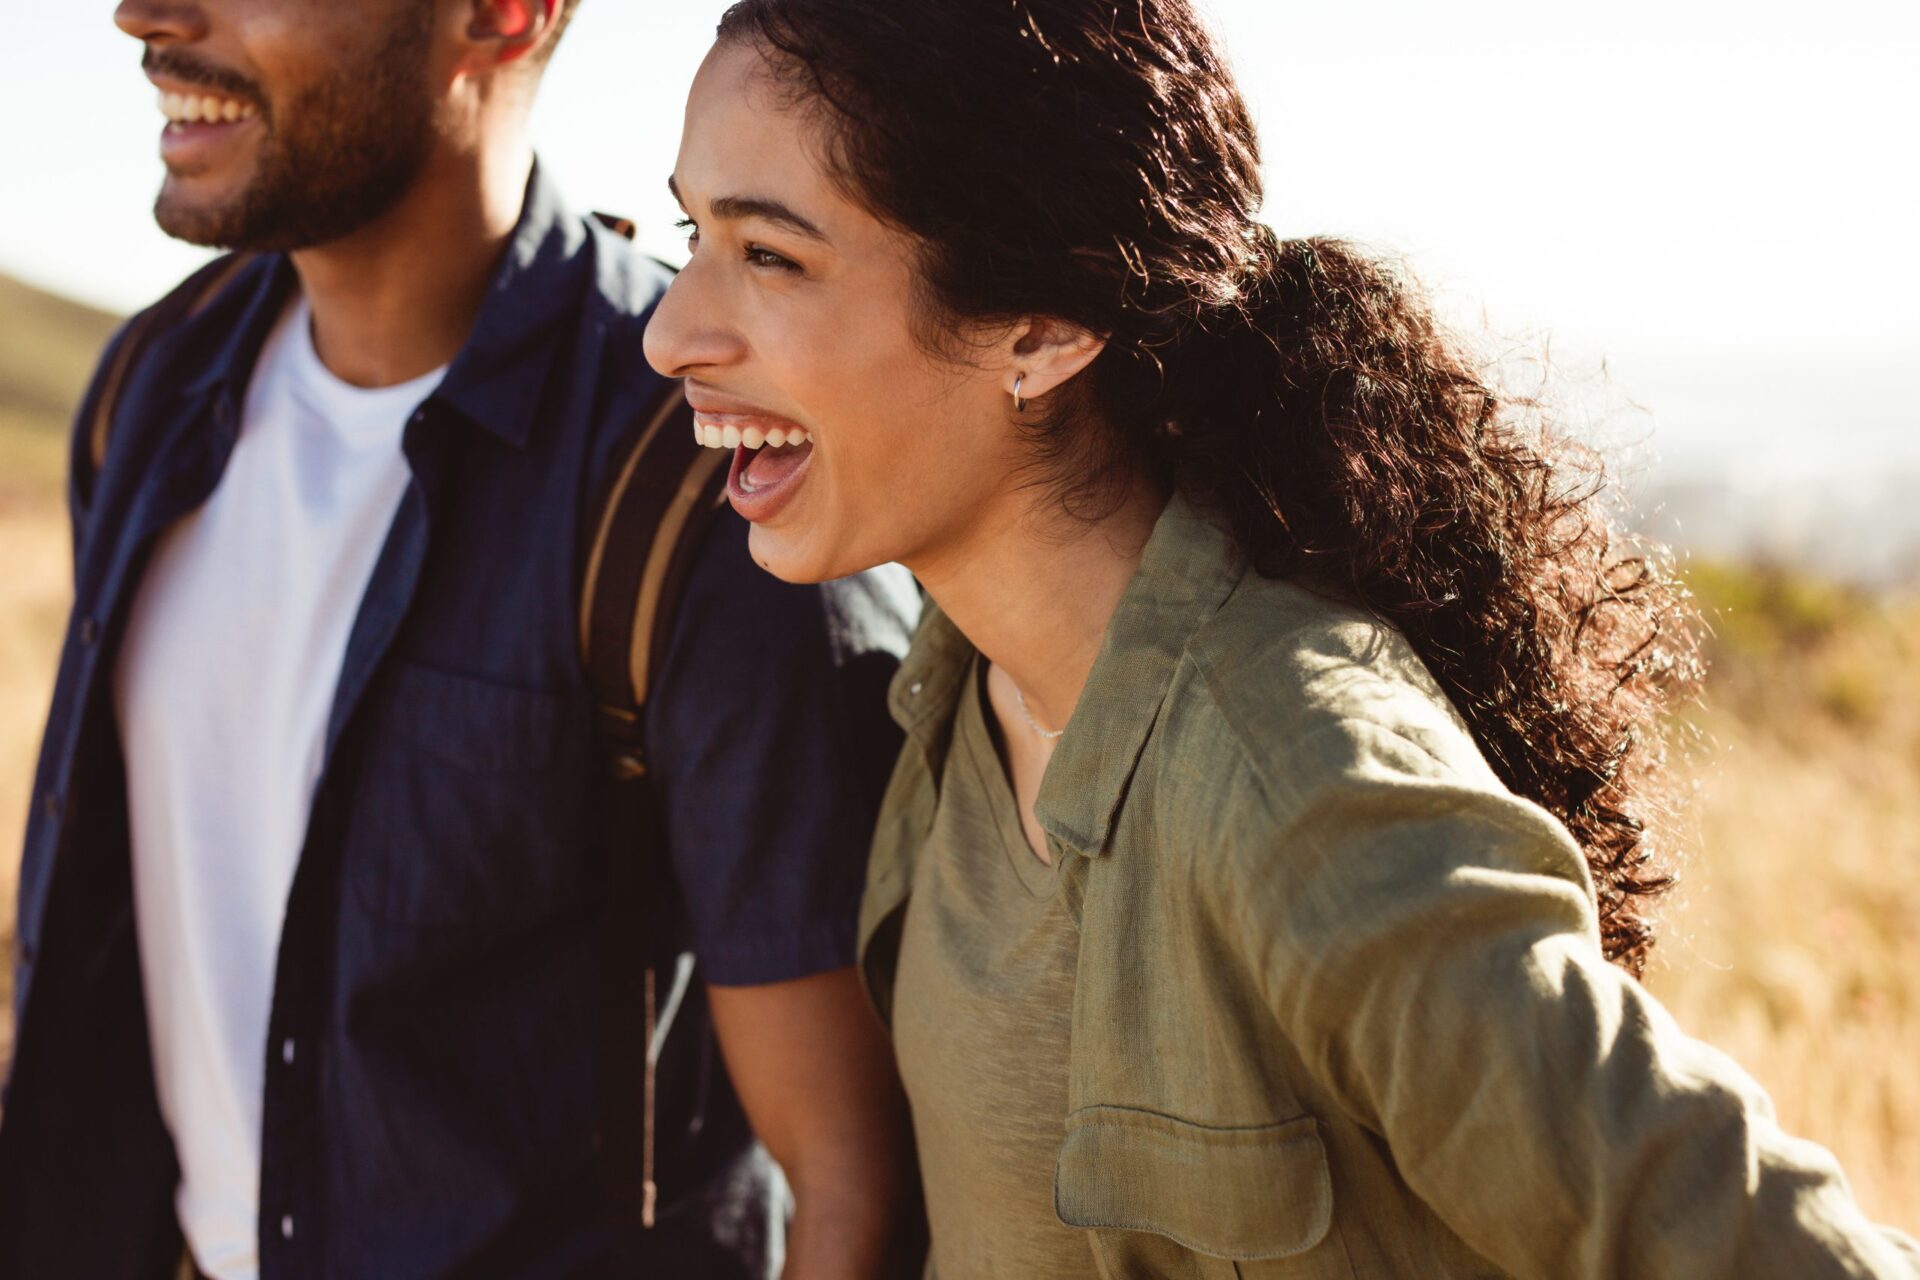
left=678, top=511, right=921, bottom=668
left=75, top=252, right=284, bottom=473
left=581, top=216, right=676, bottom=330
left=573, top=217, right=684, bottom=421
left=576, top=216, right=675, bottom=345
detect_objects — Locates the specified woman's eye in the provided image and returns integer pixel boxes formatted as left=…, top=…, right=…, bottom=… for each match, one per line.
left=744, top=243, right=801, bottom=273
left=672, top=219, right=797, bottom=274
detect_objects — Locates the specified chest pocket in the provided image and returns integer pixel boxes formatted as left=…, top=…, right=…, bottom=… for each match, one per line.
left=1054, top=1107, right=1355, bottom=1280
left=347, top=660, right=594, bottom=929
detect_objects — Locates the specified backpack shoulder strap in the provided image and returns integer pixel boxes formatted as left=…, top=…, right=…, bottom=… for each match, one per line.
left=578, top=382, right=731, bottom=778
left=578, top=211, right=731, bottom=777
left=88, top=251, right=258, bottom=474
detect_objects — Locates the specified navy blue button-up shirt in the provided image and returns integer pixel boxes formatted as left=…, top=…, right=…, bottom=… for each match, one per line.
left=0, top=165, right=913, bottom=1279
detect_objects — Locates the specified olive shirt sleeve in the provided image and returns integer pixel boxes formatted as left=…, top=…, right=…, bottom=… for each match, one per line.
left=1228, top=716, right=1920, bottom=1280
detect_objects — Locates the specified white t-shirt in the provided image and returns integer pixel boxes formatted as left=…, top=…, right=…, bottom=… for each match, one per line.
left=115, top=297, right=445, bottom=1280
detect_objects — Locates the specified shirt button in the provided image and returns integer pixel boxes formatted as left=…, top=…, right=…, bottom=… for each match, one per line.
left=282, top=1038, right=296, bottom=1066
left=41, top=791, right=62, bottom=820
left=280, top=1214, right=295, bottom=1241
left=78, top=617, right=99, bottom=646
left=909, top=682, right=924, bottom=697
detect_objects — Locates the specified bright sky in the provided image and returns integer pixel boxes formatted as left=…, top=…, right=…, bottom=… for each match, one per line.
left=6, top=1, right=1917, bottom=486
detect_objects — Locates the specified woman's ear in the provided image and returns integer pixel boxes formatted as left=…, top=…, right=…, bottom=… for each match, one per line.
left=1005, top=318, right=1107, bottom=406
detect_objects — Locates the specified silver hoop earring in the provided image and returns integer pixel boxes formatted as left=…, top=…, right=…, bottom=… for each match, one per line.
left=1012, top=374, right=1027, bottom=413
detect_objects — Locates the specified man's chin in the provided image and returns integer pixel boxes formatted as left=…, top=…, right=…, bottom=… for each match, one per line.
left=154, top=181, right=258, bottom=250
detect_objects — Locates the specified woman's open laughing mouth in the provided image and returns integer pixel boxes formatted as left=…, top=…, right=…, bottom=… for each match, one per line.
left=687, top=387, right=815, bottom=523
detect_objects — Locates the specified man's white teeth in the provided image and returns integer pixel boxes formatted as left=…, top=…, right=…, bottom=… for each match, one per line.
left=159, top=91, right=258, bottom=125
left=694, top=420, right=810, bottom=450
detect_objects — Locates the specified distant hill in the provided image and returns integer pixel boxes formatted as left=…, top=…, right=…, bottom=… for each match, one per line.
left=1641, top=472, right=1920, bottom=590
left=0, top=273, right=122, bottom=497
left=0, top=272, right=122, bottom=434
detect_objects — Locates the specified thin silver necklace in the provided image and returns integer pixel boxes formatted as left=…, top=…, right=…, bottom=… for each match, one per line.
left=1013, top=685, right=1066, bottom=741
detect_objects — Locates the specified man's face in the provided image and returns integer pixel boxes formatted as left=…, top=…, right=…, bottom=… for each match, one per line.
left=114, top=0, right=443, bottom=251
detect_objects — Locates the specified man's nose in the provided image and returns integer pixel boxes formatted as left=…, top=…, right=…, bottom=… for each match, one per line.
left=115, top=0, right=207, bottom=46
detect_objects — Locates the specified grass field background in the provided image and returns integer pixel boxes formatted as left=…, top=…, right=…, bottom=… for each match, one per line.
left=1, top=272, right=1915, bottom=1228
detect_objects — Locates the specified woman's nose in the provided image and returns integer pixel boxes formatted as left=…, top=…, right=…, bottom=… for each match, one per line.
left=642, top=257, right=744, bottom=380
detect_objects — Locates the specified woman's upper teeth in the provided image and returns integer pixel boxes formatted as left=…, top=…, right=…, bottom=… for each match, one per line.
left=693, top=417, right=810, bottom=450
left=159, top=91, right=258, bottom=125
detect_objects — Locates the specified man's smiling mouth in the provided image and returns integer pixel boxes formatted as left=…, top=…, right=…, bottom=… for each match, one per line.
left=159, top=90, right=259, bottom=126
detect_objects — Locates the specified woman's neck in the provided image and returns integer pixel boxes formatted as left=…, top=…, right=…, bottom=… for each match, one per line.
left=911, top=471, right=1169, bottom=733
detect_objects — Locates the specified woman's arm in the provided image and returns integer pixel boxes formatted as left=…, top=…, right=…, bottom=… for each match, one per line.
left=1237, top=718, right=1920, bottom=1279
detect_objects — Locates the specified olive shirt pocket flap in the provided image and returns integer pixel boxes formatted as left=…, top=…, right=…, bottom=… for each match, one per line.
left=1054, top=1106, right=1335, bottom=1261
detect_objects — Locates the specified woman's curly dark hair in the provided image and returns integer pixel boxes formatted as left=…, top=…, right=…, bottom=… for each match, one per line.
left=719, top=0, right=1703, bottom=973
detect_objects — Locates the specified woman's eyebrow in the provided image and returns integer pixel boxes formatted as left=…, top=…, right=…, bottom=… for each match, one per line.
left=667, top=175, right=830, bottom=243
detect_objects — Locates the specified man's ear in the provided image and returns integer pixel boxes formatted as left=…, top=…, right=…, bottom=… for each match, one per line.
left=1004, top=318, right=1107, bottom=407
left=462, top=0, right=555, bottom=70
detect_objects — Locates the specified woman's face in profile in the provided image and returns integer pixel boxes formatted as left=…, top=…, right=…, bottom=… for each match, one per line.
left=645, top=40, right=1028, bottom=585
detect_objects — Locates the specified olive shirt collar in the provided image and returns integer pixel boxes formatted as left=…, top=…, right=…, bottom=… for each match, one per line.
left=885, top=489, right=1249, bottom=859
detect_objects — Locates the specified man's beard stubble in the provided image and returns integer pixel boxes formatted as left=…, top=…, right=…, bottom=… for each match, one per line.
left=150, top=8, right=439, bottom=253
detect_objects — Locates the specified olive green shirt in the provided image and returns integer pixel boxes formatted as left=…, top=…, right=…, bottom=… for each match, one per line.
left=861, top=490, right=1920, bottom=1279
left=893, top=659, right=1101, bottom=1279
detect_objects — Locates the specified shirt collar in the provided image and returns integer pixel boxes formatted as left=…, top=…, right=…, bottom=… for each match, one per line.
left=431, top=160, right=593, bottom=448
left=182, top=159, right=593, bottom=450
left=887, top=603, right=977, bottom=753
left=887, top=488, right=1249, bottom=858
left=179, top=255, right=298, bottom=404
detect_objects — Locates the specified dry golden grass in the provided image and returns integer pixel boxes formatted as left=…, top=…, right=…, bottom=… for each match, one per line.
left=1649, top=570, right=1920, bottom=1226
left=0, top=429, right=1914, bottom=1229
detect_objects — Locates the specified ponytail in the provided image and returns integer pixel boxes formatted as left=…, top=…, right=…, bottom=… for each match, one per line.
left=1141, top=233, right=1700, bottom=972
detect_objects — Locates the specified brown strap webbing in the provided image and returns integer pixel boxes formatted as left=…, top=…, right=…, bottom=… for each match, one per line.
left=579, top=211, right=731, bottom=772
left=577, top=384, right=730, bottom=774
